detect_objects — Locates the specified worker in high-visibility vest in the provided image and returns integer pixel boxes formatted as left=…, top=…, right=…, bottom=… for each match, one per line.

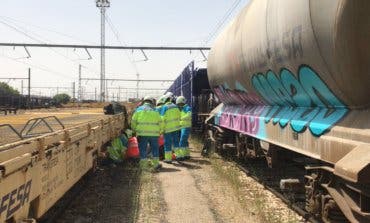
left=131, top=96, right=163, bottom=170
left=160, top=94, right=181, bottom=163
left=176, top=96, right=192, bottom=160
left=156, top=95, right=166, bottom=112
left=107, top=135, right=128, bottom=163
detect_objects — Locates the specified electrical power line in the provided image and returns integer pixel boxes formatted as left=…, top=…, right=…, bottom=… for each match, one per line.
left=0, top=18, right=99, bottom=76
left=0, top=43, right=211, bottom=51
left=203, top=0, right=243, bottom=45
left=190, top=0, right=243, bottom=62
left=0, top=52, right=72, bottom=79
left=0, top=16, right=97, bottom=45
left=105, top=14, right=140, bottom=74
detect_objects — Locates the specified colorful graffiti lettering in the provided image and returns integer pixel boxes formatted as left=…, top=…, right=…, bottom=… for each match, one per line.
left=213, top=81, right=263, bottom=105
left=214, top=65, right=348, bottom=137
left=215, top=105, right=267, bottom=139
left=252, top=65, right=348, bottom=136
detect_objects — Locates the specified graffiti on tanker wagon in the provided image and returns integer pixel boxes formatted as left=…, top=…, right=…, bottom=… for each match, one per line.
left=214, top=66, right=348, bottom=137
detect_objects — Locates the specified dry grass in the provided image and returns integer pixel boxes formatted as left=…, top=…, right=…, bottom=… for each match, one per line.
left=136, top=169, right=167, bottom=223
left=190, top=136, right=302, bottom=223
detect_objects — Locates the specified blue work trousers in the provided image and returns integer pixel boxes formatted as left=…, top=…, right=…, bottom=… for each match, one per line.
left=138, top=136, right=159, bottom=160
left=179, top=128, right=190, bottom=148
left=164, top=131, right=180, bottom=153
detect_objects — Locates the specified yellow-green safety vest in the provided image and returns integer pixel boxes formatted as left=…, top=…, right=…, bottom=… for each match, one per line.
left=131, top=103, right=163, bottom=136
left=180, top=104, right=192, bottom=128
left=160, top=102, right=181, bottom=133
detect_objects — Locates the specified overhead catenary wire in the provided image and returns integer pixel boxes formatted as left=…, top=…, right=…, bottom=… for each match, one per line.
left=0, top=17, right=99, bottom=76
left=203, top=0, right=243, bottom=45
left=105, top=14, right=140, bottom=74
left=0, top=43, right=210, bottom=51
left=189, top=0, right=243, bottom=63
left=0, top=16, right=98, bottom=45
left=0, top=51, right=72, bottom=79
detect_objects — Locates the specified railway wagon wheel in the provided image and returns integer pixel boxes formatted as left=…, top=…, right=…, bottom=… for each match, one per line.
left=305, top=173, right=322, bottom=218
left=322, top=196, right=349, bottom=223
left=235, top=134, right=247, bottom=161
left=305, top=170, right=348, bottom=223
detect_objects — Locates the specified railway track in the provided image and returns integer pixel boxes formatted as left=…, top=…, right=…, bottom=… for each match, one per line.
left=217, top=149, right=321, bottom=223
left=37, top=160, right=143, bottom=223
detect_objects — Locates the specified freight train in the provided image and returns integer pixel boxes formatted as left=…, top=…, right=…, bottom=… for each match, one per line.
left=207, top=1, right=370, bottom=222
left=172, top=1, right=370, bottom=222
left=0, top=114, right=126, bottom=222
left=0, top=95, right=52, bottom=110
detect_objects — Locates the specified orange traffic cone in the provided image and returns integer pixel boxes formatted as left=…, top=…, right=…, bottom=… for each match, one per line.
left=126, top=137, right=140, bottom=159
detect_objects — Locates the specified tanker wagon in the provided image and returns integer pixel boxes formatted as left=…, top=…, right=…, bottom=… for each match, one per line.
left=206, top=0, right=370, bottom=222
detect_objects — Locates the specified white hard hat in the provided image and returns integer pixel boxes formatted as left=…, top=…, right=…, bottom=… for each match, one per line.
left=176, top=96, right=186, bottom=105
left=165, top=92, right=174, bottom=97
left=157, top=95, right=166, bottom=106
left=143, top=95, right=155, bottom=104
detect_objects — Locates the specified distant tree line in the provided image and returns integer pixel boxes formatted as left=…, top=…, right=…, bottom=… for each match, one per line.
left=52, top=93, right=71, bottom=105
left=0, top=82, right=20, bottom=96
left=0, top=82, right=72, bottom=107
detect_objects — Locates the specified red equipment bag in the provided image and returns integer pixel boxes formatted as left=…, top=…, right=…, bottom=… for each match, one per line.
left=158, top=135, right=164, bottom=146
left=126, top=137, right=140, bottom=158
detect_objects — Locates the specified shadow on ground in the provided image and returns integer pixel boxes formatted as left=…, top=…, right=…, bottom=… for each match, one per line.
left=44, top=160, right=142, bottom=223
left=184, top=158, right=212, bottom=166
left=172, top=161, right=202, bottom=170
left=159, top=167, right=181, bottom=173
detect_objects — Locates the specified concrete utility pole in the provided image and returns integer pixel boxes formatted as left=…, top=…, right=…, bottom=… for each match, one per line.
left=96, top=0, right=110, bottom=102
left=28, top=68, right=31, bottom=109
left=136, top=73, right=139, bottom=99
left=72, top=82, right=76, bottom=99
left=78, top=64, right=82, bottom=102
left=94, top=87, right=97, bottom=101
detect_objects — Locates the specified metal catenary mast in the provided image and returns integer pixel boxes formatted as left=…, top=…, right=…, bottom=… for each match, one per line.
left=96, top=0, right=110, bottom=102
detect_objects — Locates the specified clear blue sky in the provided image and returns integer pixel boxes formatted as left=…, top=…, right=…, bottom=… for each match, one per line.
left=0, top=0, right=249, bottom=99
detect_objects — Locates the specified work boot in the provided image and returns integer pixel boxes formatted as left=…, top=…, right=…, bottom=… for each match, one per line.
left=164, top=151, right=172, bottom=164
left=184, top=148, right=191, bottom=160
left=152, top=158, right=162, bottom=172
left=175, top=148, right=184, bottom=161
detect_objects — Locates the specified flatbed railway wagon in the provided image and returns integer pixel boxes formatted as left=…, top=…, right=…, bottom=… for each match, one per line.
left=205, top=0, right=370, bottom=222
left=0, top=114, right=125, bottom=222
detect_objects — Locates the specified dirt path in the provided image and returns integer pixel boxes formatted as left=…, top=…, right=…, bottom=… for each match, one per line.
left=136, top=151, right=257, bottom=223
left=157, top=161, right=217, bottom=222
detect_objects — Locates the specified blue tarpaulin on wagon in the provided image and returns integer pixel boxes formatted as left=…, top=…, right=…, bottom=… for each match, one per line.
left=166, top=61, right=195, bottom=107
left=166, top=61, right=211, bottom=127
